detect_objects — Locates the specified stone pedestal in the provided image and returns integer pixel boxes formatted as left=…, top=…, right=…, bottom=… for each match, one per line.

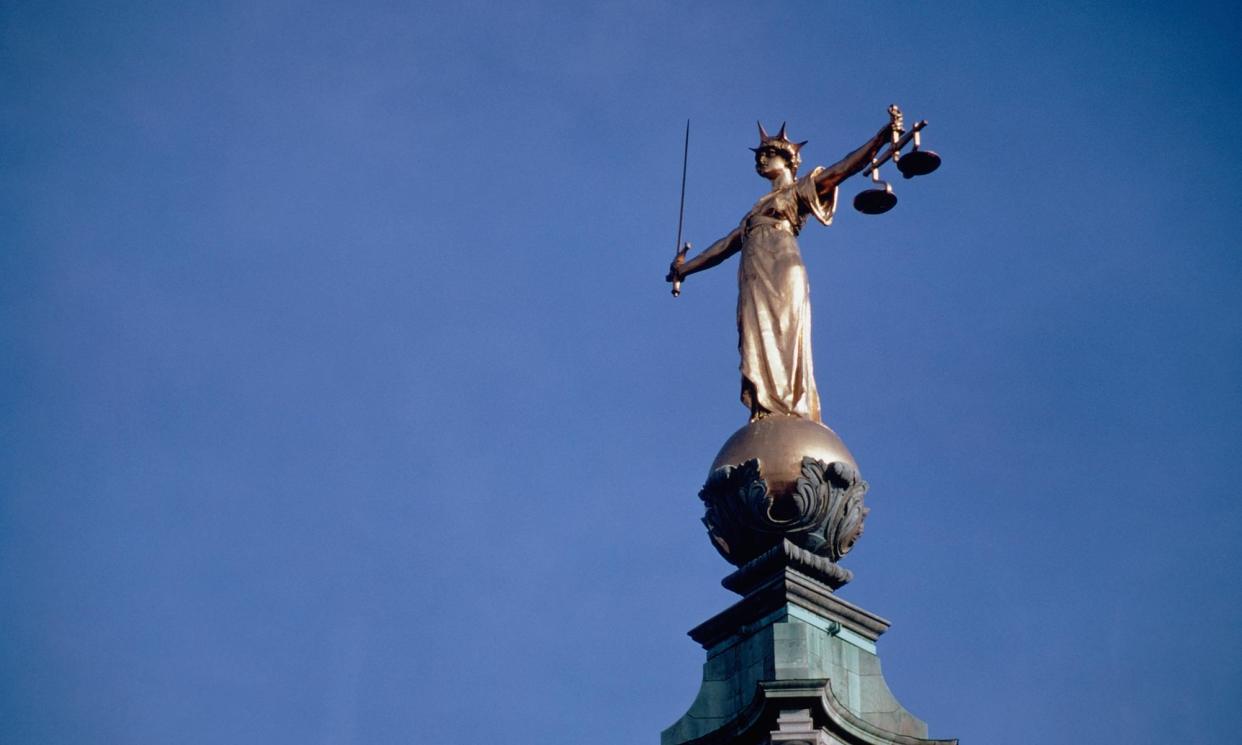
left=662, top=542, right=955, bottom=745
left=665, top=416, right=955, bottom=744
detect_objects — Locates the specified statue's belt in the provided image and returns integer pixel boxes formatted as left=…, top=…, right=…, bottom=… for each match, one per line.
left=744, top=217, right=795, bottom=236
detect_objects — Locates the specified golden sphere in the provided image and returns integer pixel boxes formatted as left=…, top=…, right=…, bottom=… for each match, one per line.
left=710, top=415, right=859, bottom=497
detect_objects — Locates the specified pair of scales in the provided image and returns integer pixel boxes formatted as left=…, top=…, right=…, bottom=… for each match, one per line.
left=852, top=117, right=941, bottom=215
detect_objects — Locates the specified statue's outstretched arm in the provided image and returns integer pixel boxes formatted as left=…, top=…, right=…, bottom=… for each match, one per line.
left=668, top=226, right=744, bottom=283
left=814, top=124, right=895, bottom=200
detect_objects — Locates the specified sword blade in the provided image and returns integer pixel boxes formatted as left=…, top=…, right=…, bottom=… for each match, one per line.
left=675, top=118, right=689, bottom=253
left=671, top=119, right=690, bottom=297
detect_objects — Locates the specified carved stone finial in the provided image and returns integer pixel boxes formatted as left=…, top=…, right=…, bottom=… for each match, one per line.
left=696, top=414, right=868, bottom=583
left=699, top=456, right=869, bottom=571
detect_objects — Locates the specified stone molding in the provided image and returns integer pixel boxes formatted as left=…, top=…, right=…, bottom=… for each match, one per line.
left=690, top=566, right=890, bottom=650
left=667, top=679, right=957, bottom=745
left=723, top=539, right=854, bottom=594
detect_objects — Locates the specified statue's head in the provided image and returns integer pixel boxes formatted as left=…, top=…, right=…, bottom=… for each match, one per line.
left=751, top=122, right=807, bottom=178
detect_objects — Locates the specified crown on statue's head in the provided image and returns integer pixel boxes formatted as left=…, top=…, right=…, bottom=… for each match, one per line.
left=750, top=122, right=808, bottom=174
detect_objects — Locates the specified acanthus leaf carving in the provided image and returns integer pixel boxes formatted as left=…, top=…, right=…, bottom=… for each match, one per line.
left=699, top=457, right=869, bottom=568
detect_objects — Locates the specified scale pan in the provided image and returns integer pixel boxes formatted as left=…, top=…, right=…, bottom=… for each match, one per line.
left=897, top=150, right=941, bottom=179
left=853, top=188, right=897, bottom=215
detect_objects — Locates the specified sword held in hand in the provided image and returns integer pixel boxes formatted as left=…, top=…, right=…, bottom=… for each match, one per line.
left=669, top=119, right=691, bottom=298
left=670, top=241, right=690, bottom=297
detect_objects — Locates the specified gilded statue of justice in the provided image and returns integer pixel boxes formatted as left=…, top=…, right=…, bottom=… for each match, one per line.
left=664, top=106, right=940, bottom=571
left=664, top=105, right=940, bottom=425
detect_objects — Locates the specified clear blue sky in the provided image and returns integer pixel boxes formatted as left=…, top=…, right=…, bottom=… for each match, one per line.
left=3, top=2, right=1240, bottom=743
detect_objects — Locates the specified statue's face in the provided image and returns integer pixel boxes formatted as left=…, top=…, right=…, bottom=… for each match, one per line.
left=754, top=148, right=790, bottom=180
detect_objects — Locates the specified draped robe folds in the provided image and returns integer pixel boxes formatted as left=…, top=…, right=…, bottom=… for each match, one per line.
left=733, top=166, right=837, bottom=423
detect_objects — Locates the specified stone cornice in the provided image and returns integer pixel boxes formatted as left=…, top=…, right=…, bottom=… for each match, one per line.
left=689, top=564, right=890, bottom=650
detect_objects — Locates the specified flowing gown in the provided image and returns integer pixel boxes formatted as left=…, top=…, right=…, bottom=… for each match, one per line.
left=729, top=167, right=837, bottom=423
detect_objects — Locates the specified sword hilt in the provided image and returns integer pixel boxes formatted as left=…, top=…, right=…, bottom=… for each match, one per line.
left=670, top=242, right=690, bottom=297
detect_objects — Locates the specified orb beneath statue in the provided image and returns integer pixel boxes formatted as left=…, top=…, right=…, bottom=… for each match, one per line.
left=699, top=415, right=869, bottom=571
